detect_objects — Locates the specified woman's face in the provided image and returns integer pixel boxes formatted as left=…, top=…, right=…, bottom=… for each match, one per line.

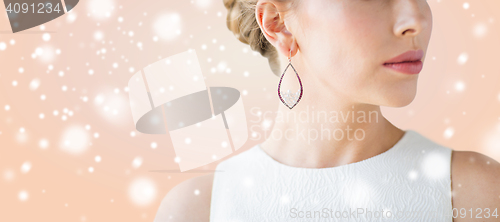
left=289, top=0, right=433, bottom=107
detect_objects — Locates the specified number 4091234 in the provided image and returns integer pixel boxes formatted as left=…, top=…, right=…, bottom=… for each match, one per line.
left=6, top=3, right=62, bottom=14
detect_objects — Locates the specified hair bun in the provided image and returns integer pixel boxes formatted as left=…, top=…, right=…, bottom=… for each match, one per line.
left=223, top=0, right=246, bottom=44
left=223, top=0, right=237, bottom=8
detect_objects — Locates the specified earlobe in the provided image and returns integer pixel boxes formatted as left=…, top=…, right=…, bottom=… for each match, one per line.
left=282, top=37, right=298, bottom=60
left=282, top=26, right=292, bottom=35
left=289, top=38, right=298, bottom=57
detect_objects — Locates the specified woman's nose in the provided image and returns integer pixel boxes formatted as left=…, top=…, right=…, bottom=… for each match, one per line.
left=393, top=0, right=431, bottom=37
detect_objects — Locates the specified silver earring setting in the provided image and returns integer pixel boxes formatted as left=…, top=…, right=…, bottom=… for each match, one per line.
left=278, top=49, right=303, bottom=109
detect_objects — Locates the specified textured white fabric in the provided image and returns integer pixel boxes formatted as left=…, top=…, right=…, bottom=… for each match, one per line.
left=210, top=130, right=453, bottom=222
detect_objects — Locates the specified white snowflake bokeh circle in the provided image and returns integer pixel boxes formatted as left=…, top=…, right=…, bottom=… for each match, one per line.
left=93, top=91, right=128, bottom=125
left=87, top=0, right=115, bottom=20
left=59, top=125, right=90, bottom=155
left=153, top=13, right=182, bottom=41
left=33, top=45, right=56, bottom=63
left=128, top=177, right=158, bottom=207
left=421, top=152, right=448, bottom=180
left=195, top=0, right=212, bottom=8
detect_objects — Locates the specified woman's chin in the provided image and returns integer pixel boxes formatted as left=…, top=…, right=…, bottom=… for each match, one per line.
left=380, top=93, right=417, bottom=108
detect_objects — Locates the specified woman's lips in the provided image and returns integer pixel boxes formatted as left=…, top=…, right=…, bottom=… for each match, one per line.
left=383, top=60, right=423, bottom=75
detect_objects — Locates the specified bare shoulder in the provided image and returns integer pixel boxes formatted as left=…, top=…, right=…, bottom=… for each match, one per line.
left=153, top=173, right=214, bottom=222
left=451, top=150, right=500, bottom=221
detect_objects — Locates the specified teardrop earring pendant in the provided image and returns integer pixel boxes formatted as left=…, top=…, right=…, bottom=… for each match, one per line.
left=278, top=49, right=303, bottom=109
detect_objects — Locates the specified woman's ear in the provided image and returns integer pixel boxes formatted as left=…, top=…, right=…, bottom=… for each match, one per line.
left=255, top=1, right=298, bottom=58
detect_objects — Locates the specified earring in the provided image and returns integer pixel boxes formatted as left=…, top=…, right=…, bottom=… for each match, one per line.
left=278, top=49, right=303, bottom=109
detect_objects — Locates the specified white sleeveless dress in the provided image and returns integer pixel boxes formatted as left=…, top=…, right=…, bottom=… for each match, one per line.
left=210, top=130, right=454, bottom=222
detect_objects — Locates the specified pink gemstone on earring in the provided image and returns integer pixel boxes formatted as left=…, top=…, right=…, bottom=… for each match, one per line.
left=278, top=62, right=303, bottom=109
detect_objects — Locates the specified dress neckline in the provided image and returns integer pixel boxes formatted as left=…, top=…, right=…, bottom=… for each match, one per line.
left=254, top=129, right=415, bottom=171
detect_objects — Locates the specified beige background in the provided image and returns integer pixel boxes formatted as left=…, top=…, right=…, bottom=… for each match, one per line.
left=0, top=0, right=499, bottom=221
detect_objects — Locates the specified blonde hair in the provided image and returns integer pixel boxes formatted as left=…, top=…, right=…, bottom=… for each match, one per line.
left=223, top=0, right=292, bottom=76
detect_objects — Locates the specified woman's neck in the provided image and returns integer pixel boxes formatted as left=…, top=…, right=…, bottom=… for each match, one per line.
left=258, top=100, right=405, bottom=168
